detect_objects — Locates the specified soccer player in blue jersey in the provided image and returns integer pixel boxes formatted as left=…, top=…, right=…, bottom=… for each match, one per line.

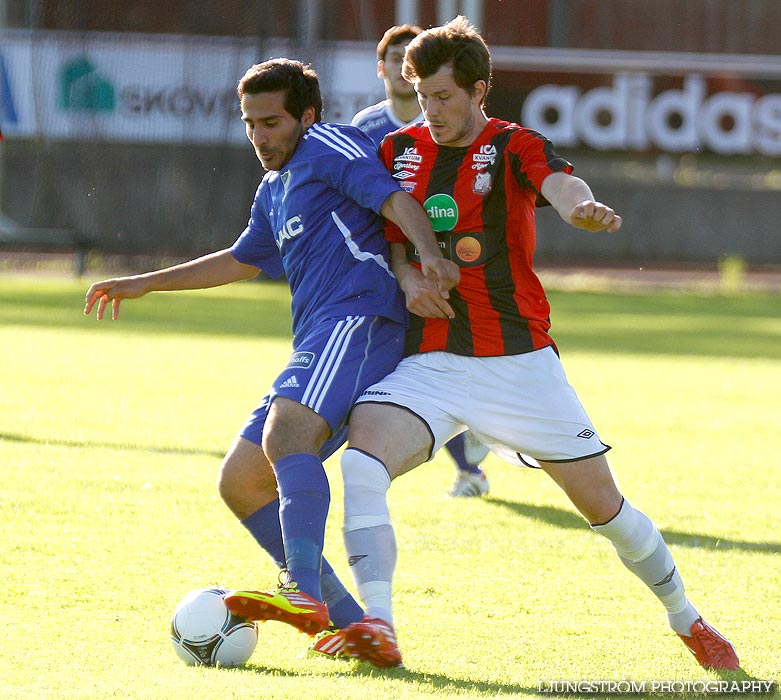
left=84, top=58, right=459, bottom=656
left=353, top=24, right=491, bottom=498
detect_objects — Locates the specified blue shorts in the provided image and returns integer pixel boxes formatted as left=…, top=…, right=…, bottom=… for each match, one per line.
left=239, top=315, right=405, bottom=461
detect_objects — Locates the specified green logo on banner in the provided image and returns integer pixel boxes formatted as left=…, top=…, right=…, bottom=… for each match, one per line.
left=59, top=56, right=115, bottom=112
left=423, top=193, right=458, bottom=232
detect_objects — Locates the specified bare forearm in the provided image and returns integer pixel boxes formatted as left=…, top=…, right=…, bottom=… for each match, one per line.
left=381, top=191, right=442, bottom=259
left=134, top=249, right=259, bottom=293
left=541, top=173, right=594, bottom=222
left=390, top=243, right=416, bottom=290
left=541, top=172, right=622, bottom=233
left=381, top=190, right=460, bottom=291
left=84, top=248, right=260, bottom=320
left=389, top=242, right=454, bottom=319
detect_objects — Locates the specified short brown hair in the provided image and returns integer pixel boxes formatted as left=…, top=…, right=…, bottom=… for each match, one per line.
left=376, top=24, right=423, bottom=62
left=238, top=58, right=322, bottom=122
left=402, top=16, right=491, bottom=101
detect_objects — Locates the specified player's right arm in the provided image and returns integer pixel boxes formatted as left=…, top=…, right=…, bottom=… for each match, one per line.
left=540, top=172, right=622, bottom=233
left=381, top=190, right=460, bottom=294
left=389, top=243, right=454, bottom=319
left=84, top=249, right=260, bottom=320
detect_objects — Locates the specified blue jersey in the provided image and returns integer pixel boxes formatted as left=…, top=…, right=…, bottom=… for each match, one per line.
left=351, top=99, right=423, bottom=147
left=231, top=122, right=406, bottom=338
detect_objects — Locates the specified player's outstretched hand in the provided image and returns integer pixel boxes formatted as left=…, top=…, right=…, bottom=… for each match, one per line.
left=398, top=265, right=455, bottom=319
left=84, top=276, right=148, bottom=320
left=419, top=254, right=461, bottom=294
left=568, top=200, right=622, bottom=233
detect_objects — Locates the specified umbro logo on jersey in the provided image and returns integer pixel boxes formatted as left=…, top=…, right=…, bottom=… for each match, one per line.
left=394, top=146, right=422, bottom=163
left=393, top=169, right=416, bottom=180
left=577, top=428, right=595, bottom=439
left=280, top=375, right=300, bottom=388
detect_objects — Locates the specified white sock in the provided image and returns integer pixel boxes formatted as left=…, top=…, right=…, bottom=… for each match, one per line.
left=341, top=448, right=396, bottom=625
left=592, top=500, right=699, bottom=636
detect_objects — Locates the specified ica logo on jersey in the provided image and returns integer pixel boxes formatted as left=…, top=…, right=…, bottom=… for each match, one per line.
left=473, top=144, right=497, bottom=165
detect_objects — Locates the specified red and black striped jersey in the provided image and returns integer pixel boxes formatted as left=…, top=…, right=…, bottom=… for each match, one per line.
left=381, top=117, right=572, bottom=357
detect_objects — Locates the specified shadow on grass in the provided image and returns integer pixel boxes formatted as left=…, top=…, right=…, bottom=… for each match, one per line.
left=241, top=659, right=540, bottom=696
left=486, top=498, right=781, bottom=555
left=0, top=431, right=225, bottom=460
left=711, top=668, right=779, bottom=696
left=234, top=661, right=779, bottom=699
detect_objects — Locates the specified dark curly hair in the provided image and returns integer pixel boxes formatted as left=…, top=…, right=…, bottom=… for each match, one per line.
left=238, top=58, right=322, bottom=122
left=402, top=16, right=491, bottom=103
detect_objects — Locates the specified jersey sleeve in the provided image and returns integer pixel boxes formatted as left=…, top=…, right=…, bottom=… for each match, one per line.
left=229, top=183, right=285, bottom=279
left=350, top=106, right=369, bottom=128
left=377, top=136, right=407, bottom=244
left=318, top=125, right=400, bottom=213
left=509, top=129, right=573, bottom=205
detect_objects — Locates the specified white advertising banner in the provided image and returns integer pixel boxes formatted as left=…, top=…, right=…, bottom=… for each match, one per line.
left=520, top=73, right=781, bottom=156
left=0, top=30, right=382, bottom=144
left=3, top=30, right=781, bottom=155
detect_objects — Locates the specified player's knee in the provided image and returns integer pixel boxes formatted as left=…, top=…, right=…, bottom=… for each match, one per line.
left=591, top=500, right=660, bottom=563
left=341, top=447, right=392, bottom=532
left=263, top=397, right=329, bottom=460
left=216, top=443, right=278, bottom=517
left=216, top=453, right=247, bottom=511
left=347, top=403, right=432, bottom=475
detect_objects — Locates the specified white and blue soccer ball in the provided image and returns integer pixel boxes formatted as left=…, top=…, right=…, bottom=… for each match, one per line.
left=170, top=587, right=258, bottom=667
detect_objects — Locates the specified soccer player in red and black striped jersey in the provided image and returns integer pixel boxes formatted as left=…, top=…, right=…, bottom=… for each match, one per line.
left=353, top=23, right=492, bottom=498
left=339, top=16, right=739, bottom=672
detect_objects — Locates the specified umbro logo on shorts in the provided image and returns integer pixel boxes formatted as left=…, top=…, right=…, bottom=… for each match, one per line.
left=348, top=555, right=367, bottom=566
left=577, top=429, right=595, bottom=439
left=280, top=375, right=300, bottom=388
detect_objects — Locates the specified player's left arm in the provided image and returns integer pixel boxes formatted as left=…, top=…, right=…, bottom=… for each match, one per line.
left=381, top=190, right=460, bottom=293
left=541, top=172, right=622, bottom=233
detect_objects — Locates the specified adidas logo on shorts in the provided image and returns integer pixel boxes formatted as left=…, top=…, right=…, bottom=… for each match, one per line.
left=280, top=375, right=300, bottom=389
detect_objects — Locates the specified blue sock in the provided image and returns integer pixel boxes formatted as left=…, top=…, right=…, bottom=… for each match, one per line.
left=445, top=434, right=483, bottom=474
left=241, top=500, right=363, bottom=627
left=275, top=453, right=330, bottom=601
left=240, top=499, right=286, bottom=568
left=320, top=562, right=364, bottom=628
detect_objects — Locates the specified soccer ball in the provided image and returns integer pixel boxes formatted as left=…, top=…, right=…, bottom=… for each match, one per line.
left=170, top=587, right=258, bottom=667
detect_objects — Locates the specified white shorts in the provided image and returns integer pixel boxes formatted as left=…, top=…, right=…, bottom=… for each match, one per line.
left=354, top=346, right=610, bottom=467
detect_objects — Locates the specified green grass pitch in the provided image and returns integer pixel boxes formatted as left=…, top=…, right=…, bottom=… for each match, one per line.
left=1, top=274, right=779, bottom=700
